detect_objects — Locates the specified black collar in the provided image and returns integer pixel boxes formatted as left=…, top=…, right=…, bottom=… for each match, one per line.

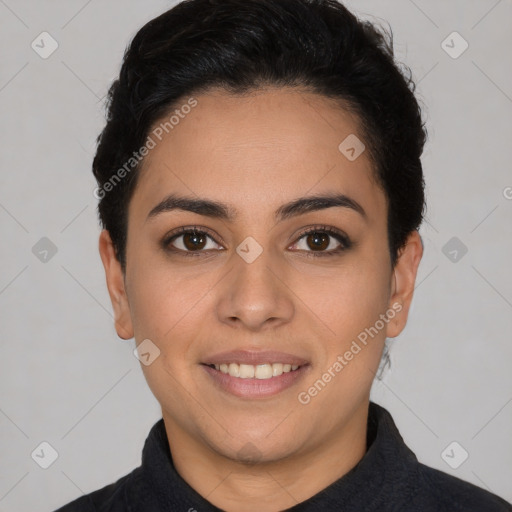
left=127, top=402, right=420, bottom=511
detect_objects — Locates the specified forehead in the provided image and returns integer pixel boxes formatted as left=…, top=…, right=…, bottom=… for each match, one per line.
left=131, top=87, right=386, bottom=223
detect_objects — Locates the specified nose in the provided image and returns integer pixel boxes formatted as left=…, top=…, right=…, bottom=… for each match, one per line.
left=215, top=245, right=295, bottom=332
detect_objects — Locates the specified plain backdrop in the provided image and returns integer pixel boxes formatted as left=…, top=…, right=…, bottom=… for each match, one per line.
left=0, top=1, right=511, bottom=510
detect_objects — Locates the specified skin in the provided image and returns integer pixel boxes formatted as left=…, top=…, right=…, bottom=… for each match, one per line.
left=99, top=87, right=423, bottom=512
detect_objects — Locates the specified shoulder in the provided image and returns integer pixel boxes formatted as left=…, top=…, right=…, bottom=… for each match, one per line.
left=410, top=462, right=512, bottom=511
left=52, top=470, right=135, bottom=512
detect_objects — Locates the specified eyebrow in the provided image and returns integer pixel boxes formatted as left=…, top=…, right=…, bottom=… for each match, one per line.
left=146, top=192, right=367, bottom=223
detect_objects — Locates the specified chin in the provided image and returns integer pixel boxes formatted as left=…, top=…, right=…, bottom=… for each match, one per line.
left=208, top=428, right=306, bottom=465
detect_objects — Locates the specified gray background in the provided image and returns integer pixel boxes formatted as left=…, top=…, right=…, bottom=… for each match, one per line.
left=0, top=0, right=511, bottom=510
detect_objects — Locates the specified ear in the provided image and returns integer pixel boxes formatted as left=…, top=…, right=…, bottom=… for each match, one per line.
left=386, top=230, right=423, bottom=338
left=98, top=230, right=134, bottom=340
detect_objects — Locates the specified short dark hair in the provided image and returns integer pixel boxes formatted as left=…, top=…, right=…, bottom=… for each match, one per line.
left=93, top=0, right=427, bottom=270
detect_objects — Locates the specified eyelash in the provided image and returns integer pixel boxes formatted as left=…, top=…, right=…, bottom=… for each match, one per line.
left=161, top=225, right=352, bottom=259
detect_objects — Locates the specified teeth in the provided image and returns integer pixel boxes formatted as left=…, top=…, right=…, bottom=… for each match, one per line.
left=255, top=364, right=273, bottom=379
left=228, top=363, right=240, bottom=377
left=272, top=363, right=283, bottom=376
left=239, top=364, right=255, bottom=378
left=211, top=362, right=301, bottom=380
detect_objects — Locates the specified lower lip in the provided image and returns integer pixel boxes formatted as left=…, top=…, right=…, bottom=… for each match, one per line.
left=201, top=364, right=309, bottom=399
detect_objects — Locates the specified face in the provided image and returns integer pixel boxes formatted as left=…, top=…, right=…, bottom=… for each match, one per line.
left=100, top=87, right=422, bottom=464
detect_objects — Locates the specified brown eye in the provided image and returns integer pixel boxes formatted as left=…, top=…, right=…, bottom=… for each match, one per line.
left=163, top=227, right=223, bottom=255
left=290, top=226, right=352, bottom=257
left=182, top=231, right=207, bottom=251
left=305, top=232, right=330, bottom=251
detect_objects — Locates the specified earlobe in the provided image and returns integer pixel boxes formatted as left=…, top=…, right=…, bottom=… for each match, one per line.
left=386, top=230, right=423, bottom=339
left=98, top=230, right=134, bottom=340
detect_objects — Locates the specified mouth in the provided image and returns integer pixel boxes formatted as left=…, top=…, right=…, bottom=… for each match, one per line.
left=200, top=351, right=310, bottom=399
left=203, top=362, right=302, bottom=379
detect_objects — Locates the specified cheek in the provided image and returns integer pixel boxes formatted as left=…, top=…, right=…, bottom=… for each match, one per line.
left=297, top=269, right=389, bottom=415
left=125, top=232, right=192, bottom=332
left=307, top=260, right=390, bottom=341
left=125, top=256, right=192, bottom=342
left=301, top=261, right=391, bottom=405
left=126, top=258, right=223, bottom=375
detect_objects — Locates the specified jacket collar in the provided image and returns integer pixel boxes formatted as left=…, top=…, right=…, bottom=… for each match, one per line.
left=130, top=402, right=419, bottom=511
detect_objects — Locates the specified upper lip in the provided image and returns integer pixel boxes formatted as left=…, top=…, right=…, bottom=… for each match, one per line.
left=202, top=350, right=309, bottom=366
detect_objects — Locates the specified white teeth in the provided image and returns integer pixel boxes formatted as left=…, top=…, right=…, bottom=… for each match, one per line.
left=210, top=362, right=301, bottom=380
left=239, top=364, right=255, bottom=378
left=255, top=364, right=273, bottom=379
left=272, top=363, right=283, bottom=376
left=228, top=362, right=240, bottom=377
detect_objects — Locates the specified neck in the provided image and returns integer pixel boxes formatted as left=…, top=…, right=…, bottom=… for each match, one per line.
left=162, top=402, right=369, bottom=512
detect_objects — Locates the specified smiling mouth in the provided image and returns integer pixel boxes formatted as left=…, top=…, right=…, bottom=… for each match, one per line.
left=203, top=362, right=303, bottom=380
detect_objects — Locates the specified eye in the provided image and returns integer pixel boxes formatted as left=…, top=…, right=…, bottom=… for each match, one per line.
left=162, top=225, right=352, bottom=258
left=162, top=226, right=223, bottom=256
left=289, top=225, right=352, bottom=257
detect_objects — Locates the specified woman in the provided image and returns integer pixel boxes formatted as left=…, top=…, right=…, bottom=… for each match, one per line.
left=55, top=0, right=511, bottom=510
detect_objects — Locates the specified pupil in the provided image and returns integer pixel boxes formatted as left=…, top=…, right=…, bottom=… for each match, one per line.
left=308, top=232, right=328, bottom=251
left=184, top=231, right=206, bottom=250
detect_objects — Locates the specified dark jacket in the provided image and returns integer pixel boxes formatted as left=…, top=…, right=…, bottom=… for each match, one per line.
left=54, top=402, right=511, bottom=511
